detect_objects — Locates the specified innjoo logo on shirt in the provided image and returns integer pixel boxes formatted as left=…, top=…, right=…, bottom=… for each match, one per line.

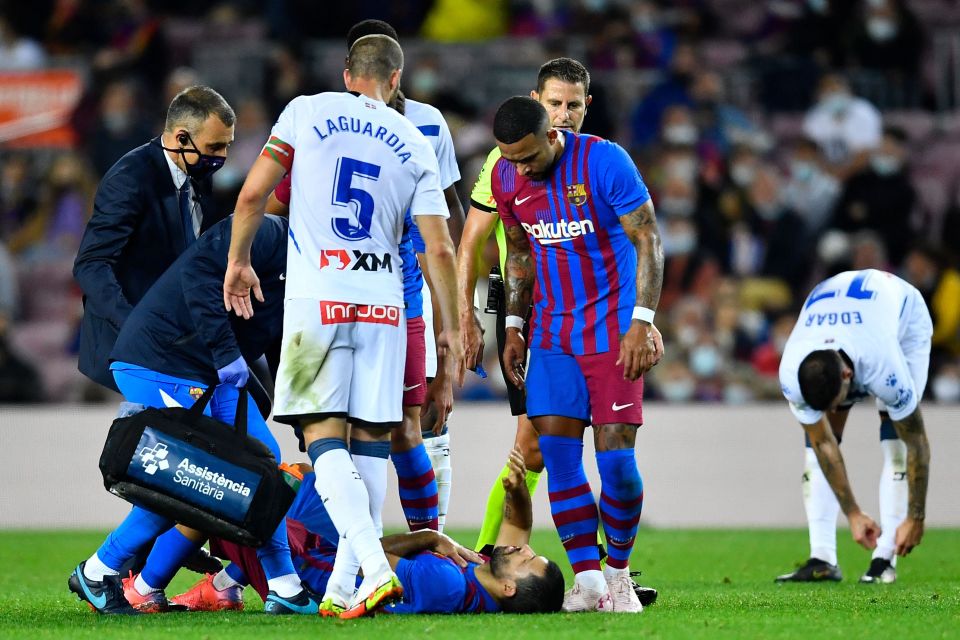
left=319, top=301, right=401, bottom=326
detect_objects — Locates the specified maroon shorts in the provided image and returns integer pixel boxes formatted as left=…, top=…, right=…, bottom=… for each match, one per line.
left=403, top=315, right=427, bottom=406
left=526, top=346, right=644, bottom=426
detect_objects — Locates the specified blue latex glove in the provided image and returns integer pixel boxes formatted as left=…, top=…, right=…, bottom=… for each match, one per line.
left=217, top=356, right=249, bottom=388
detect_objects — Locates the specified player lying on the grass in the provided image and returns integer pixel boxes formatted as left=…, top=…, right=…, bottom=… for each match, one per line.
left=173, top=448, right=564, bottom=615
left=777, top=269, right=932, bottom=585
left=68, top=215, right=320, bottom=615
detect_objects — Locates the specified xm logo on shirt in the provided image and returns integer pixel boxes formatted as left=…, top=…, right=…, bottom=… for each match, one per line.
left=320, top=249, right=393, bottom=273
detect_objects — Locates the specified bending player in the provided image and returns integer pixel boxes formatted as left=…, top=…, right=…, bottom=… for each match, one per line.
left=776, top=269, right=932, bottom=584
left=175, top=448, right=564, bottom=615
left=493, top=97, right=663, bottom=613
left=224, top=35, right=461, bottom=618
left=68, top=215, right=315, bottom=614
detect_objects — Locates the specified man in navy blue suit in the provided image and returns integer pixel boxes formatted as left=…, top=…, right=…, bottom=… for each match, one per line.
left=74, top=85, right=235, bottom=393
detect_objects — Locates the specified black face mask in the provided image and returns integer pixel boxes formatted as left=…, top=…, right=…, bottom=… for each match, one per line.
left=161, top=131, right=225, bottom=181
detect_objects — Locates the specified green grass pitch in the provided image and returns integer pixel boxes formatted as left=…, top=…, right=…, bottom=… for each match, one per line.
left=0, top=528, right=957, bottom=639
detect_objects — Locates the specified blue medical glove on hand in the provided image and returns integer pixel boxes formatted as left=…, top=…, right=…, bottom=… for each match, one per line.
left=217, top=356, right=249, bottom=388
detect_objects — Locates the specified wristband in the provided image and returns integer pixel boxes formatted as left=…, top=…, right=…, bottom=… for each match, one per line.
left=505, top=315, right=524, bottom=330
left=632, top=306, right=655, bottom=324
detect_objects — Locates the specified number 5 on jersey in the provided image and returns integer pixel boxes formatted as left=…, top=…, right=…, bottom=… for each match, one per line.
left=332, top=157, right=381, bottom=241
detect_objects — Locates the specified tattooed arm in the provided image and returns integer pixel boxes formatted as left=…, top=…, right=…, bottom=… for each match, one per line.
left=890, top=408, right=930, bottom=555
left=802, top=416, right=881, bottom=550
left=617, top=199, right=664, bottom=380
left=502, top=224, right=534, bottom=388
left=495, top=447, right=533, bottom=548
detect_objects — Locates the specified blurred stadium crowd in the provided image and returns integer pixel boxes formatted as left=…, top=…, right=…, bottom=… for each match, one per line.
left=1, top=0, right=959, bottom=405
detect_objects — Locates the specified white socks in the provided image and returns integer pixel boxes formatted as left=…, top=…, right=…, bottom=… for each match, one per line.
left=267, top=574, right=303, bottom=598
left=83, top=554, right=119, bottom=581
left=576, top=569, right=607, bottom=593
left=425, top=432, right=452, bottom=532
left=324, top=537, right=360, bottom=602
left=876, top=439, right=908, bottom=564
left=212, top=569, right=241, bottom=592
left=803, top=446, right=840, bottom=566
left=133, top=573, right=160, bottom=596
left=352, top=450, right=389, bottom=537
left=312, top=447, right=390, bottom=579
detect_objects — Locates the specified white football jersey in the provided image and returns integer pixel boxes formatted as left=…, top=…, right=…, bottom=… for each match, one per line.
left=403, top=98, right=460, bottom=190
left=272, top=92, right=447, bottom=306
left=779, top=270, right=930, bottom=424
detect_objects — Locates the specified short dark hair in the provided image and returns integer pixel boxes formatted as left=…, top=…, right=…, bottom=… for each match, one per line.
left=537, top=57, right=590, bottom=95
left=346, top=19, right=399, bottom=50
left=499, top=559, right=565, bottom=614
left=493, top=96, right=549, bottom=144
left=165, top=85, right=235, bottom=133
left=798, top=350, right=843, bottom=411
left=347, top=35, right=404, bottom=83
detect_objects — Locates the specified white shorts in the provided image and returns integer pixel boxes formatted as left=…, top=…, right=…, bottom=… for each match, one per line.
left=876, top=283, right=933, bottom=414
left=421, top=280, right=437, bottom=378
left=274, top=298, right=406, bottom=426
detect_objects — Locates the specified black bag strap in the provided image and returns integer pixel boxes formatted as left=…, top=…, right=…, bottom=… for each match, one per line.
left=186, top=384, right=217, bottom=421
left=234, top=386, right=248, bottom=440
left=184, top=382, right=249, bottom=441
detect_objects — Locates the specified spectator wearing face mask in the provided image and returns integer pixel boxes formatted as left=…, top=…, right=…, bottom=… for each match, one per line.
left=847, top=0, right=925, bottom=98
left=802, top=73, right=881, bottom=181
left=832, top=126, right=916, bottom=265
left=87, top=80, right=154, bottom=177
left=782, top=137, right=841, bottom=241
left=743, top=167, right=810, bottom=294
left=630, top=42, right=698, bottom=150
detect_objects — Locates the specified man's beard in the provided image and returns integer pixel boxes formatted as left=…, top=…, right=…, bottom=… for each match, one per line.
left=489, top=546, right=513, bottom=579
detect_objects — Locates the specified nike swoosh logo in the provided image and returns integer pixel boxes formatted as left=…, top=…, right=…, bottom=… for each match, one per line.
left=611, top=402, right=634, bottom=411
left=514, top=195, right=532, bottom=206
left=267, top=594, right=317, bottom=614
left=280, top=273, right=286, bottom=280
left=403, top=383, right=421, bottom=391
left=77, top=569, right=108, bottom=609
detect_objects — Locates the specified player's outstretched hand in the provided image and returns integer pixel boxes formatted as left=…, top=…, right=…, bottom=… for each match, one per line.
left=618, top=321, right=664, bottom=380
left=503, top=328, right=526, bottom=389
left=460, top=310, right=485, bottom=375
left=501, top=446, right=527, bottom=493
left=223, top=262, right=263, bottom=319
left=849, top=510, right=881, bottom=550
left=895, top=516, right=924, bottom=556
left=422, top=361, right=454, bottom=436
left=432, top=533, right=484, bottom=568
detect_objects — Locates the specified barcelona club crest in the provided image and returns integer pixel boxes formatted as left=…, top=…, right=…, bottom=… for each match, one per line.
left=566, top=183, right=588, bottom=206
left=189, top=386, right=205, bottom=401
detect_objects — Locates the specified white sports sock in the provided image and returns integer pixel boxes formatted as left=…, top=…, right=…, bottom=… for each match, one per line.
left=312, top=447, right=391, bottom=579
left=212, top=569, right=240, bottom=592
left=83, top=553, right=119, bottom=581
left=324, top=536, right=360, bottom=602
left=267, top=573, right=302, bottom=598
left=134, top=573, right=160, bottom=596
left=803, top=447, right=840, bottom=566
left=352, top=451, right=389, bottom=537
left=425, top=432, right=451, bottom=532
left=576, top=569, right=607, bottom=593
left=876, top=439, right=907, bottom=564
left=603, top=565, right=630, bottom=580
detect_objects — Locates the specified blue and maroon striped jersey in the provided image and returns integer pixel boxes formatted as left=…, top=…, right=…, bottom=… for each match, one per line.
left=492, top=130, right=652, bottom=355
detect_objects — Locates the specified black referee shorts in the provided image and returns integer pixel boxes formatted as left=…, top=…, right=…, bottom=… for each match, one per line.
left=494, top=297, right=530, bottom=417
